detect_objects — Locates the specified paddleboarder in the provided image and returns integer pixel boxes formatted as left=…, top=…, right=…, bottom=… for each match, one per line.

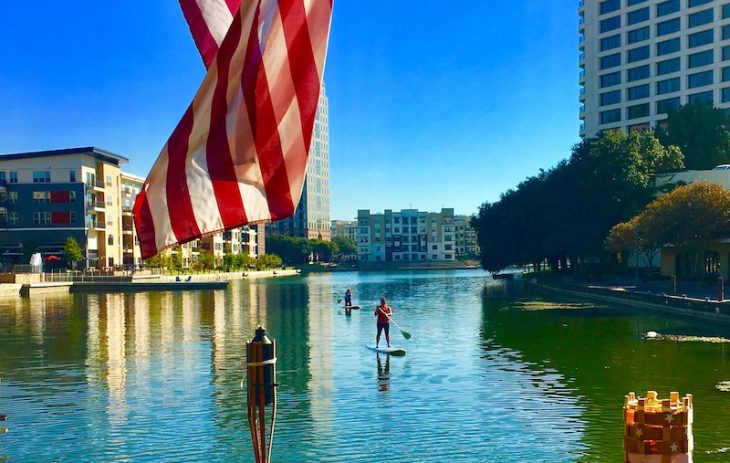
left=344, top=288, right=353, bottom=307
left=374, top=297, right=392, bottom=348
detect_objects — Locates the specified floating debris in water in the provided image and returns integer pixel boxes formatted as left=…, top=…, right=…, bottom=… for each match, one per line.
left=646, top=333, right=730, bottom=343
left=717, top=381, right=730, bottom=393
left=513, top=300, right=599, bottom=311
left=706, top=447, right=730, bottom=454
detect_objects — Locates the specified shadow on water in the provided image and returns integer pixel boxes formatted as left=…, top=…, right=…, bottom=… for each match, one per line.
left=480, top=287, right=730, bottom=462
left=376, top=354, right=390, bottom=393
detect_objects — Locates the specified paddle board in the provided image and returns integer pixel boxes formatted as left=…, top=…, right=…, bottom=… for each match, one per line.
left=342, top=305, right=360, bottom=310
left=366, top=345, right=406, bottom=356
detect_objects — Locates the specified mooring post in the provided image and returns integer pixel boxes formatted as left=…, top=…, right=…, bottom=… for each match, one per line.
left=670, top=275, right=677, bottom=295
left=246, top=326, right=278, bottom=463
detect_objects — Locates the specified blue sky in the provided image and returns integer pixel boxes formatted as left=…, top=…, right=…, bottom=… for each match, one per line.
left=0, top=1, right=580, bottom=220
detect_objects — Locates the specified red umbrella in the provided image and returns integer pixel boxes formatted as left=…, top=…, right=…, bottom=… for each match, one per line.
left=44, top=255, right=61, bottom=262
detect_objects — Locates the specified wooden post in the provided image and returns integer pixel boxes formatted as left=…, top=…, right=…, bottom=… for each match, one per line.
left=624, top=391, right=693, bottom=463
left=670, top=275, right=677, bottom=295
left=246, top=327, right=278, bottom=463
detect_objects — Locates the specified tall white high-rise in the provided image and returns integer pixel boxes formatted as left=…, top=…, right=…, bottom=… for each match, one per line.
left=269, top=85, right=330, bottom=240
left=580, top=0, right=730, bottom=138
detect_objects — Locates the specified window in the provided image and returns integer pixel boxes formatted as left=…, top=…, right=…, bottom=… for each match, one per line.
left=688, top=9, right=713, bottom=28
left=657, top=38, right=681, bottom=55
left=33, top=212, right=51, bottom=225
left=32, top=191, right=51, bottom=203
left=723, top=67, right=730, bottom=82
left=600, top=71, right=621, bottom=87
left=627, top=26, right=650, bottom=44
left=657, top=97, right=681, bottom=114
left=69, top=191, right=76, bottom=202
left=600, top=15, right=621, bottom=33
left=688, top=50, right=713, bottom=68
left=106, top=175, right=112, bottom=187
left=627, top=65, right=650, bottom=81
left=601, top=53, right=621, bottom=70
left=688, top=0, right=711, bottom=6
left=724, top=4, right=730, bottom=19
left=8, top=192, right=17, bottom=203
left=688, top=29, right=713, bottom=48
left=724, top=46, right=730, bottom=61
left=108, top=235, right=114, bottom=246
left=657, top=57, right=681, bottom=75
left=627, top=7, right=650, bottom=25
left=688, top=70, right=713, bottom=88
left=628, top=84, right=650, bottom=100
left=600, top=108, right=621, bottom=124
left=627, top=103, right=650, bottom=119
left=627, top=46, right=650, bottom=63
left=656, top=0, right=680, bottom=16
left=32, top=171, right=51, bottom=183
left=70, top=212, right=76, bottom=224
left=688, top=90, right=713, bottom=104
left=0, top=172, right=5, bottom=184
left=69, top=170, right=76, bottom=183
left=723, top=88, right=730, bottom=103
left=9, top=172, right=18, bottom=184
left=657, top=77, right=681, bottom=94
left=601, top=34, right=621, bottom=51
left=628, top=0, right=648, bottom=4
left=8, top=212, right=18, bottom=225
left=723, top=25, right=730, bottom=41
left=657, top=18, right=681, bottom=36
left=600, top=0, right=620, bottom=14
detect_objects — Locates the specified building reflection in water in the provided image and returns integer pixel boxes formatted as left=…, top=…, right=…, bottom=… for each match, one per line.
left=133, top=293, right=151, bottom=391
left=105, top=294, right=128, bottom=430
left=307, top=278, right=334, bottom=434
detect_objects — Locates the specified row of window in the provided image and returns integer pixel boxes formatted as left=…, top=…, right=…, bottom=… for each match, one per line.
left=600, top=29, right=719, bottom=70
left=600, top=68, right=730, bottom=105
left=600, top=52, right=730, bottom=90
left=0, top=170, right=78, bottom=184
left=601, top=21, right=730, bottom=55
left=599, top=0, right=715, bottom=18
left=598, top=88, right=728, bottom=125
left=600, top=5, right=723, bottom=36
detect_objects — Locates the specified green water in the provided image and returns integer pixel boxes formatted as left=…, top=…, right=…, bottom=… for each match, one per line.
left=0, top=270, right=729, bottom=462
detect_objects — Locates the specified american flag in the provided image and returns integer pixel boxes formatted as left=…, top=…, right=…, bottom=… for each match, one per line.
left=133, top=0, right=333, bottom=259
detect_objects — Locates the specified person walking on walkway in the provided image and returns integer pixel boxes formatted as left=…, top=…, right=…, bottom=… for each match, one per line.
left=374, top=297, right=392, bottom=348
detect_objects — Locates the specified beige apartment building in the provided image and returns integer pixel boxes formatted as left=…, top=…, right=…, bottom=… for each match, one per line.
left=0, top=147, right=263, bottom=270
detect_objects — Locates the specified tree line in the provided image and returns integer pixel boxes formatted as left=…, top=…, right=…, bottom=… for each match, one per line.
left=473, top=103, right=730, bottom=276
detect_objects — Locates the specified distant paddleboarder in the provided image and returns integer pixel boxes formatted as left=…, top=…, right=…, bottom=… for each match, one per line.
left=374, top=297, right=393, bottom=348
left=344, top=288, right=353, bottom=307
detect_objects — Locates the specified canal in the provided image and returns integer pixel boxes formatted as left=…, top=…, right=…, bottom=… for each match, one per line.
left=1, top=270, right=729, bottom=462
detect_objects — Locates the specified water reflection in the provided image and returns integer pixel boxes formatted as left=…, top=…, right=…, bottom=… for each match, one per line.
left=376, top=354, right=390, bottom=392
left=0, top=271, right=729, bottom=462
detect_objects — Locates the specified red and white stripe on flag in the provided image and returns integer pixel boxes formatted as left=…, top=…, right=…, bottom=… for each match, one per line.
left=134, top=0, right=333, bottom=259
left=179, top=0, right=240, bottom=69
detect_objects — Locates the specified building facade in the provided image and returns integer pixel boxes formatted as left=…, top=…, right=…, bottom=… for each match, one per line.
left=330, top=220, right=357, bottom=242
left=0, top=147, right=129, bottom=269
left=269, top=86, right=330, bottom=240
left=579, top=0, right=730, bottom=138
left=356, top=208, right=467, bottom=263
left=0, top=147, right=263, bottom=270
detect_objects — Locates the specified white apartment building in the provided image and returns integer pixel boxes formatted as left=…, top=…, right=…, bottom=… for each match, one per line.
left=580, top=0, right=730, bottom=137
left=330, top=220, right=357, bottom=242
left=356, top=208, right=460, bottom=263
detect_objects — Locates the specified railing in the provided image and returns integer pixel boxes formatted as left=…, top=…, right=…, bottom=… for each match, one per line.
left=95, top=181, right=105, bottom=188
left=87, top=221, right=105, bottom=230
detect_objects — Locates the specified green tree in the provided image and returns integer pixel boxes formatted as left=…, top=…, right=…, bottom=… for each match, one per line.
left=473, top=131, right=683, bottom=274
left=608, top=182, right=730, bottom=278
left=332, top=236, right=356, bottom=256
left=63, top=237, right=84, bottom=269
left=656, top=102, right=730, bottom=170
left=198, top=250, right=215, bottom=270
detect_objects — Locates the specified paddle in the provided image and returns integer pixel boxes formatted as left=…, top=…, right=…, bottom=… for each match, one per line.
left=376, top=306, right=411, bottom=340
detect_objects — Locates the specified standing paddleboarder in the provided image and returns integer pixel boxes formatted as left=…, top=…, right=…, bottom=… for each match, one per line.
left=374, top=297, right=393, bottom=348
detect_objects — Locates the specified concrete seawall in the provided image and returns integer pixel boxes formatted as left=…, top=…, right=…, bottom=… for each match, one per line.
left=528, top=280, right=730, bottom=325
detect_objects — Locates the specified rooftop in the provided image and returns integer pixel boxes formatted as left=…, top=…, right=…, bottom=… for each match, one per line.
left=0, top=147, right=129, bottom=165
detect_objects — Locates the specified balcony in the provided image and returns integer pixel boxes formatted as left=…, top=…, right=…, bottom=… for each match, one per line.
left=123, top=246, right=134, bottom=254
left=88, top=220, right=105, bottom=230
left=122, top=208, right=133, bottom=216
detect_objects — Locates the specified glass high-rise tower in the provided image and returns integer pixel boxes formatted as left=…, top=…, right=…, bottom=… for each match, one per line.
left=269, top=85, right=330, bottom=240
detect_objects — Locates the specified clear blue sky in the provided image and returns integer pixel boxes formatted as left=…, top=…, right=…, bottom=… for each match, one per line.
left=0, top=1, right=580, bottom=221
